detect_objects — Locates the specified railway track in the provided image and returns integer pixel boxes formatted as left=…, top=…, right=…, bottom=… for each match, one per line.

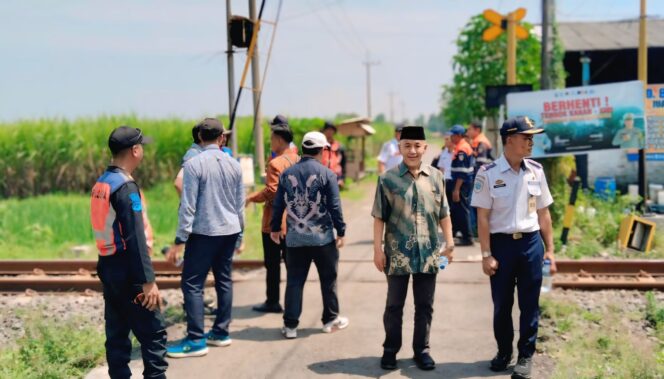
left=0, top=259, right=662, bottom=292
left=554, top=260, right=664, bottom=290
left=0, top=259, right=263, bottom=292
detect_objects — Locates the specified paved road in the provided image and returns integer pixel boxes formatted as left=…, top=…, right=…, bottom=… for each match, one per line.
left=87, top=147, right=551, bottom=378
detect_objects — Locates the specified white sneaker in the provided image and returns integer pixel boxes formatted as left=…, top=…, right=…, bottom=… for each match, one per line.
left=322, top=316, right=349, bottom=333
left=282, top=326, right=297, bottom=339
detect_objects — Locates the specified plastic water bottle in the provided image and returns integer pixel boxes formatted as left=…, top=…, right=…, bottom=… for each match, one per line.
left=541, top=259, right=552, bottom=293
left=439, top=255, right=449, bottom=270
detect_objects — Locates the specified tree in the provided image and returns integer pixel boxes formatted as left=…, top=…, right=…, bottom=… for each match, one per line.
left=441, top=14, right=563, bottom=126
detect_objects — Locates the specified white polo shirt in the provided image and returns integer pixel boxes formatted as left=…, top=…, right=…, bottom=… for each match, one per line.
left=377, top=138, right=403, bottom=171
left=471, top=154, right=553, bottom=234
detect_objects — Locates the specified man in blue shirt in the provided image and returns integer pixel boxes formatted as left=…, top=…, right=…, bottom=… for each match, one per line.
left=271, top=131, right=348, bottom=339
left=165, top=118, right=244, bottom=358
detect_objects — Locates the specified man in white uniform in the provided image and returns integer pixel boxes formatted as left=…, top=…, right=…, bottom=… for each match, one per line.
left=377, top=124, right=404, bottom=173
left=471, top=116, right=556, bottom=379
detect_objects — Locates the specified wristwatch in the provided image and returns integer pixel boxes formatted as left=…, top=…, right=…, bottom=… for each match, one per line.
left=482, top=251, right=492, bottom=258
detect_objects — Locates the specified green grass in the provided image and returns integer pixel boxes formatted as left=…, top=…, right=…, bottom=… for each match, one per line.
left=539, top=295, right=664, bottom=378
left=0, top=175, right=372, bottom=260
left=0, top=314, right=105, bottom=378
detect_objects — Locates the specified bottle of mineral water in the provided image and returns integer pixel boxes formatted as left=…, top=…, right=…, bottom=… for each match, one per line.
left=439, top=255, right=449, bottom=270
left=541, top=259, right=552, bottom=293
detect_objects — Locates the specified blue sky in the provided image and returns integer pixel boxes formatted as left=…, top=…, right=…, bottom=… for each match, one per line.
left=1, top=0, right=662, bottom=122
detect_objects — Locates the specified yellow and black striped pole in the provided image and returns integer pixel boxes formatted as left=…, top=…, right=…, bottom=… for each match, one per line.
left=560, top=177, right=581, bottom=245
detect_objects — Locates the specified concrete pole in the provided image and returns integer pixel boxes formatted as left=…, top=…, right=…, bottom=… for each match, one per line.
left=540, top=0, right=554, bottom=90
left=226, top=0, right=238, bottom=155
left=363, top=51, right=379, bottom=119
left=249, top=0, right=265, bottom=172
left=638, top=0, right=648, bottom=210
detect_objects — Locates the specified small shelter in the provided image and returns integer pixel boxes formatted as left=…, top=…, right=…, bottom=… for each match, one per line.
left=336, top=117, right=375, bottom=181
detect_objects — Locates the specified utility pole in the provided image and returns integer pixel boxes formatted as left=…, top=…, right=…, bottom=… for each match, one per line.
left=226, top=0, right=238, bottom=155
left=363, top=51, right=380, bottom=119
left=540, top=0, right=554, bottom=90
left=249, top=0, right=265, bottom=173
left=249, top=0, right=265, bottom=170
left=388, top=91, right=395, bottom=123
left=638, top=0, right=648, bottom=211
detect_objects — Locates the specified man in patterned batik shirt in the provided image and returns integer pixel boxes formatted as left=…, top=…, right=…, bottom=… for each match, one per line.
left=271, top=131, right=348, bottom=340
left=372, top=126, right=455, bottom=371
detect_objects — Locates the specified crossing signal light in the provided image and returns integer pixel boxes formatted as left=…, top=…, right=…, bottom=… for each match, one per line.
left=229, top=16, right=254, bottom=48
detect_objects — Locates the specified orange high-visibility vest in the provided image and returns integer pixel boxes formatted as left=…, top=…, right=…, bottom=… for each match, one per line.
left=90, top=170, right=153, bottom=256
left=321, top=140, right=343, bottom=177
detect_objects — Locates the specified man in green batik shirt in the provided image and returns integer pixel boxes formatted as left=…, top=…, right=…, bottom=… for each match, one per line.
left=371, top=126, right=455, bottom=372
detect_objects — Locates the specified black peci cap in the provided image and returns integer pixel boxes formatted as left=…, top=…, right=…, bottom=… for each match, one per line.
left=500, top=116, right=544, bottom=136
left=108, top=126, right=152, bottom=154
left=399, top=126, right=426, bottom=141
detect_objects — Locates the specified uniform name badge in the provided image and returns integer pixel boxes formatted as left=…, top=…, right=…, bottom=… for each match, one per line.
left=528, top=195, right=536, bottom=214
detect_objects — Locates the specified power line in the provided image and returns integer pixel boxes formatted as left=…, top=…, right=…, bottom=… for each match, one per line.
left=304, top=0, right=363, bottom=59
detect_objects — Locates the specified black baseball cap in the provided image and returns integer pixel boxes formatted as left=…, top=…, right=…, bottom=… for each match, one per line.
left=500, top=116, right=544, bottom=136
left=198, top=117, right=230, bottom=141
left=270, top=115, right=293, bottom=142
left=270, top=114, right=289, bottom=127
left=108, top=126, right=152, bottom=154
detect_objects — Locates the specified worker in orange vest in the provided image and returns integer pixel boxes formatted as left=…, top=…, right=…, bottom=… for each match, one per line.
left=468, top=121, right=494, bottom=174
left=449, top=124, right=475, bottom=246
left=467, top=121, right=494, bottom=236
left=320, top=121, right=346, bottom=188
left=90, top=126, right=167, bottom=378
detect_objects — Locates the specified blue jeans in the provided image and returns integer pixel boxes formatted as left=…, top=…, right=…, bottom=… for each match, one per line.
left=283, top=241, right=339, bottom=328
left=182, top=233, right=239, bottom=340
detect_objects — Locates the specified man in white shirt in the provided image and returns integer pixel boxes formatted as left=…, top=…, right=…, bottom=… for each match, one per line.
left=377, top=124, right=404, bottom=173
left=471, top=116, right=556, bottom=379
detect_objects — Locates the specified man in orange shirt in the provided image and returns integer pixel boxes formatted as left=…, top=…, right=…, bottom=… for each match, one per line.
left=246, top=115, right=300, bottom=313
left=321, top=121, right=346, bottom=188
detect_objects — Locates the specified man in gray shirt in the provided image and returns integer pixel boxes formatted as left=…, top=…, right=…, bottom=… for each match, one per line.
left=166, top=118, right=244, bottom=358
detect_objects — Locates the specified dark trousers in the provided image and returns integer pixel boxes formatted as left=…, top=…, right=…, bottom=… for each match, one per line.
left=98, top=257, right=168, bottom=379
left=261, top=232, right=287, bottom=305
left=283, top=242, right=339, bottom=328
left=490, top=231, right=544, bottom=358
left=383, top=273, right=437, bottom=355
left=182, top=233, right=239, bottom=340
left=446, top=179, right=472, bottom=240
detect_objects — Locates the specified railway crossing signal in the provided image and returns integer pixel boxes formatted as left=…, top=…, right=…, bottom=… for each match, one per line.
left=482, top=8, right=529, bottom=85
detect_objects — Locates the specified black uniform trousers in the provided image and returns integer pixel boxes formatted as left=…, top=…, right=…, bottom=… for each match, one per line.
left=261, top=232, right=287, bottom=305
left=490, top=231, right=544, bottom=359
left=383, top=273, right=437, bottom=355
left=98, top=255, right=168, bottom=379
left=446, top=179, right=473, bottom=241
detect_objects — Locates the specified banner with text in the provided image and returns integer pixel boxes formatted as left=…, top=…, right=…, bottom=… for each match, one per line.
left=507, top=80, right=646, bottom=157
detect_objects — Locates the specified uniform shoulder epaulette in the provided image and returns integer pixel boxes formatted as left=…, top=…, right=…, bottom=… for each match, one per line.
left=481, top=162, right=497, bottom=171
left=525, top=158, right=542, bottom=169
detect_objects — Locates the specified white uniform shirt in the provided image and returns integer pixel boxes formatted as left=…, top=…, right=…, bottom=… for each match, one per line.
left=436, top=148, right=453, bottom=181
left=377, top=139, right=403, bottom=172
left=471, top=154, right=553, bottom=234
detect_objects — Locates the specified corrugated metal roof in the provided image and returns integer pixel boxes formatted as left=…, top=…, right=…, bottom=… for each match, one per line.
left=558, top=18, right=664, bottom=51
